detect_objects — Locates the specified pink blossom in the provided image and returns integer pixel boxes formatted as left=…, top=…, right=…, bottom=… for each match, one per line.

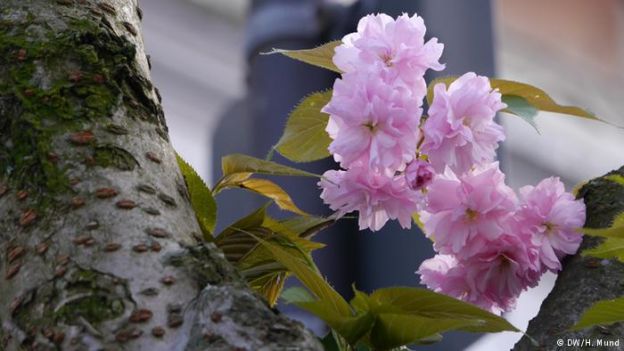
left=418, top=255, right=504, bottom=313
left=333, top=13, right=444, bottom=95
left=417, top=254, right=460, bottom=292
left=516, top=177, right=586, bottom=272
left=418, top=233, right=541, bottom=314
left=318, top=166, right=423, bottom=231
left=422, top=163, right=517, bottom=257
left=421, top=72, right=506, bottom=174
left=323, top=71, right=422, bottom=171
left=405, top=159, right=435, bottom=190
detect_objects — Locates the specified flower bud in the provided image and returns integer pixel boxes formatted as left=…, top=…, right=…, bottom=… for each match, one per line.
left=405, top=159, right=435, bottom=190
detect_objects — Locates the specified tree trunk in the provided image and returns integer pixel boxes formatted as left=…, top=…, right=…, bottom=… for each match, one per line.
left=0, top=1, right=321, bottom=350
left=513, top=166, right=624, bottom=351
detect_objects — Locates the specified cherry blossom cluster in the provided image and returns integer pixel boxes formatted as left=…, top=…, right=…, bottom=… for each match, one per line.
left=319, top=13, right=444, bottom=231
left=418, top=168, right=585, bottom=313
left=318, top=13, right=586, bottom=313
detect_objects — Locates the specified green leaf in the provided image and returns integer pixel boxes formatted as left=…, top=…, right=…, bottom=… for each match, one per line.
left=350, top=286, right=371, bottom=313
left=222, top=154, right=319, bottom=177
left=583, top=212, right=624, bottom=239
left=257, top=235, right=352, bottom=317
left=571, top=297, right=624, bottom=330
left=583, top=211, right=624, bottom=262
left=266, top=41, right=342, bottom=73
left=369, top=313, right=478, bottom=350
left=320, top=332, right=342, bottom=351
left=364, top=287, right=518, bottom=350
left=176, top=154, right=217, bottom=239
left=216, top=204, right=268, bottom=243
left=490, top=79, right=598, bottom=121
left=282, top=285, right=374, bottom=346
left=369, top=287, right=519, bottom=333
left=215, top=205, right=323, bottom=306
left=354, top=344, right=374, bottom=351
left=281, top=286, right=316, bottom=305
left=296, top=300, right=376, bottom=345
left=275, top=90, right=333, bottom=162
left=262, top=218, right=326, bottom=252
left=582, top=237, right=624, bottom=261
left=277, top=215, right=335, bottom=239
left=605, top=174, right=624, bottom=186
left=501, top=95, right=539, bottom=132
left=229, top=178, right=308, bottom=215
left=216, top=154, right=319, bottom=192
left=426, top=77, right=616, bottom=130
left=321, top=331, right=365, bottom=351
left=253, top=272, right=290, bottom=307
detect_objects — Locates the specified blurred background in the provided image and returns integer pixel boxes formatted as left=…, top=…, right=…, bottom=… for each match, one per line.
left=140, top=0, right=624, bottom=350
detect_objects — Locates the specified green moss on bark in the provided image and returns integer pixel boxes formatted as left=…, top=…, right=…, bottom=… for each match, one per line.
left=12, top=268, right=129, bottom=340
left=93, top=145, right=138, bottom=170
left=0, top=9, right=164, bottom=210
left=1, top=19, right=128, bottom=182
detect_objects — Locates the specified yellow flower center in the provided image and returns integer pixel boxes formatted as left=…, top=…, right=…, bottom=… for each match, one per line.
left=380, top=53, right=393, bottom=67
left=465, top=208, right=479, bottom=221
left=462, top=117, right=472, bottom=127
left=544, top=222, right=557, bottom=235
left=363, top=122, right=377, bottom=133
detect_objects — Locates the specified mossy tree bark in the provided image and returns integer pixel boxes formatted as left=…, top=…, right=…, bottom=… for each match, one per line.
left=513, top=166, right=624, bottom=351
left=0, top=1, right=321, bottom=350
